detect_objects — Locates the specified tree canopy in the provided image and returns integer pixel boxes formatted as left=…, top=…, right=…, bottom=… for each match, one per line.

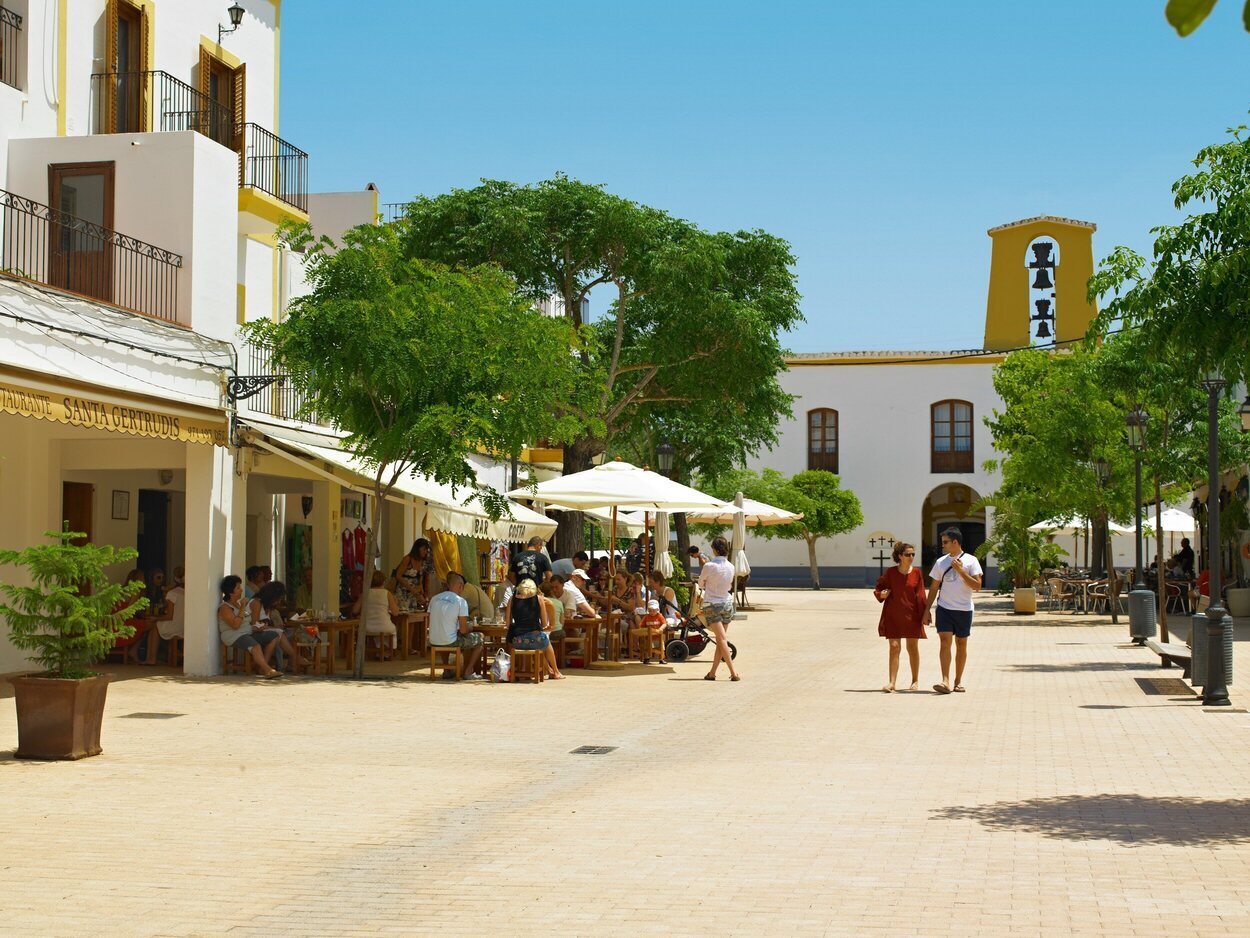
left=396, top=175, right=803, bottom=553
left=1164, top=0, right=1250, bottom=35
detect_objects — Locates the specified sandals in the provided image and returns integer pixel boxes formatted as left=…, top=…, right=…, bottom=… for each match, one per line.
left=704, top=673, right=716, bottom=681
left=730, top=675, right=741, bottom=682
left=262, top=669, right=283, bottom=680
left=953, top=685, right=967, bottom=693
left=933, top=683, right=952, bottom=695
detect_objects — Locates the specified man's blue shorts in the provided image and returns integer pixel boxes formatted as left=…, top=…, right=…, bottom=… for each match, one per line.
left=935, top=606, right=973, bottom=638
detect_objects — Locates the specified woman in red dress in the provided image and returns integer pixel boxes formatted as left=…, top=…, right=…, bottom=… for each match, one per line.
left=874, top=541, right=927, bottom=693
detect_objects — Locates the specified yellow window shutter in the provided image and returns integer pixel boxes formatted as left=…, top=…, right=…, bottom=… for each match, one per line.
left=232, top=63, right=246, bottom=183
left=138, top=7, right=150, bottom=130
left=105, top=0, right=119, bottom=133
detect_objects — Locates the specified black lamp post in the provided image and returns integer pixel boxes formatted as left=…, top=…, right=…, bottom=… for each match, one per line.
left=656, top=440, right=674, bottom=479
left=1199, top=370, right=1231, bottom=707
left=1126, top=406, right=1148, bottom=592
left=219, top=2, right=245, bottom=43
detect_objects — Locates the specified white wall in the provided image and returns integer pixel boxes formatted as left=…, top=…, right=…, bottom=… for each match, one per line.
left=307, top=190, right=378, bottom=246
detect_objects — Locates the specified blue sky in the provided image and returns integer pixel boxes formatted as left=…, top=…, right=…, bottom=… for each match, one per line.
left=282, top=1, right=1250, bottom=352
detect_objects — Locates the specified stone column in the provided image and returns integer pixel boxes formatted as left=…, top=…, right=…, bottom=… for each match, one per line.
left=311, top=478, right=341, bottom=613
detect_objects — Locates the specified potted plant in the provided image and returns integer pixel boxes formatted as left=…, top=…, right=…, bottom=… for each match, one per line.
left=0, top=526, right=147, bottom=760
left=974, top=496, right=1066, bottom=615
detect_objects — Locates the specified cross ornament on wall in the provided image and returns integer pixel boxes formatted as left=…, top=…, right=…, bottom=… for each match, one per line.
left=872, top=546, right=891, bottom=575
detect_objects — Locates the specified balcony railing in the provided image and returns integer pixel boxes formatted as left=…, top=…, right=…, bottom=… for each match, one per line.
left=242, top=339, right=323, bottom=424
left=381, top=202, right=408, bottom=222
left=90, top=71, right=309, bottom=213
left=0, top=5, right=22, bottom=90
left=239, top=123, right=308, bottom=213
left=0, top=188, right=182, bottom=323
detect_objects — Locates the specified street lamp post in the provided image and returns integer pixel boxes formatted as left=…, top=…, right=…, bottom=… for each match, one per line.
left=1199, top=371, right=1231, bottom=707
left=1126, top=406, right=1148, bottom=592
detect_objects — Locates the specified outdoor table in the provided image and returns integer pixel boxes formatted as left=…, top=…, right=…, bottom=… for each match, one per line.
left=566, top=616, right=604, bottom=666
left=303, top=618, right=359, bottom=675
left=394, top=611, right=429, bottom=660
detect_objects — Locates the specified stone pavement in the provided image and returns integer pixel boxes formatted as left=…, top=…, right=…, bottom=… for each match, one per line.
left=3, top=588, right=1250, bottom=937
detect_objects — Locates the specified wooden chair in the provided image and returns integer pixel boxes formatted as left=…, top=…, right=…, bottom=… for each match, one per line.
left=167, top=634, right=183, bottom=669
left=221, top=641, right=254, bottom=676
left=366, top=631, right=397, bottom=661
left=430, top=645, right=463, bottom=682
left=510, top=647, right=544, bottom=683
left=559, top=632, right=589, bottom=669
left=630, top=627, right=665, bottom=663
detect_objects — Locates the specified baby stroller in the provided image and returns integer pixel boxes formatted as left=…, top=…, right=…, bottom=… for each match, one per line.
left=664, top=607, right=737, bottom=663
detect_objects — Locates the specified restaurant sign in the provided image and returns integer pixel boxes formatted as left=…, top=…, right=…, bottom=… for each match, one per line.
left=0, top=380, right=229, bottom=446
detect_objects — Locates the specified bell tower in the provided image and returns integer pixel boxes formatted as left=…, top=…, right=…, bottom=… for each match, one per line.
left=982, top=215, right=1098, bottom=350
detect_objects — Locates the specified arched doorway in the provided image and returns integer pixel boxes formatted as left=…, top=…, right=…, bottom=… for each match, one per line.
left=921, top=483, right=987, bottom=571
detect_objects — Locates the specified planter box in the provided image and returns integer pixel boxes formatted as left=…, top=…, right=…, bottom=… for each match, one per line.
left=1226, top=588, right=1250, bottom=619
left=10, top=674, right=110, bottom=760
left=1014, top=587, right=1037, bottom=615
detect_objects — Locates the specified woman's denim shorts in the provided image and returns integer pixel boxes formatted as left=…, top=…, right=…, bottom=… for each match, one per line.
left=511, top=630, right=550, bottom=650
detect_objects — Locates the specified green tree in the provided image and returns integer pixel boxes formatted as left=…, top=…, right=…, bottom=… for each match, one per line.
left=1164, top=0, right=1250, bottom=35
left=396, top=175, right=802, bottom=555
left=698, top=468, right=863, bottom=590
left=0, top=527, right=147, bottom=678
left=245, top=223, right=582, bottom=677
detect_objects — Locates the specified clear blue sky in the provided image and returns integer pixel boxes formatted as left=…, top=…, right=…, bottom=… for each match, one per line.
left=281, top=1, right=1250, bottom=352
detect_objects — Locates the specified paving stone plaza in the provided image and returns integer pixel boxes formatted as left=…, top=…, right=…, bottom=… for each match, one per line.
left=3, top=588, right=1248, bottom=937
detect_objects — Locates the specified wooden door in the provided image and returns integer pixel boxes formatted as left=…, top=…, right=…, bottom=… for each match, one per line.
left=48, top=162, right=115, bottom=304
left=106, top=0, right=148, bottom=133
left=199, top=51, right=242, bottom=150
left=62, top=482, right=94, bottom=546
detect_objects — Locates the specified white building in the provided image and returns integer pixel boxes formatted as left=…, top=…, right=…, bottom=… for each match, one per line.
left=0, top=1, right=549, bottom=677
left=738, top=215, right=1147, bottom=586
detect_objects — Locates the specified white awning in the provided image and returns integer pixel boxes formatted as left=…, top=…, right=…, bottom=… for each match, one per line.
left=243, top=420, right=555, bottom=541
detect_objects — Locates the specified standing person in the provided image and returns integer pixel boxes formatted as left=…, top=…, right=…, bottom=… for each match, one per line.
left=922, top=527, right=983, bottom=694
left=552, top=550, right=589, bottom=580
left=428, top=572, right=485, bottom=680
left=510, top=536, right=552, bottom=589
left=395, top=538, right=434, bottom=612
left=874, top=541, right=927, bottom=693
left=698, top=537, right=740, bottom=681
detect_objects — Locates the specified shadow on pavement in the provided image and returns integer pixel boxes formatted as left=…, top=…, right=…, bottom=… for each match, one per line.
left=933, top=793, right=1250, bottom=846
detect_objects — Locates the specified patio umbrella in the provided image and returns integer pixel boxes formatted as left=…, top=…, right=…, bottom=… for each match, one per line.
left=684, top=497, right=804, bottom=527
left=654, top=512, right=673, bottom=578
left=731, top=492, right=751, bottom=577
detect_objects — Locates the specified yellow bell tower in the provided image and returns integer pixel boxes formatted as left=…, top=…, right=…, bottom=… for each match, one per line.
left=982, top=215, right=1098, bottom=350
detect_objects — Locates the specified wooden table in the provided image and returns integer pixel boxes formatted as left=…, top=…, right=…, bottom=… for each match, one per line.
left=394, top=611, right=429, bottom=660
left=299, top=618, right=359, bottom=675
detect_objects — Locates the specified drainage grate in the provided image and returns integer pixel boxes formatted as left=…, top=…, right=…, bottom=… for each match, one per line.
left=120, top=712, right=185, bottom=720
left=570, top=745, right=617, bottom=755
left=1135, top=678, right=1194, bottom=697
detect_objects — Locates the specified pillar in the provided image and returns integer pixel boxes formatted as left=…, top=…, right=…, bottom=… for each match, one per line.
left=184, top=442, right=246, bottom=676
left=311, top=478, right=341, bottom=614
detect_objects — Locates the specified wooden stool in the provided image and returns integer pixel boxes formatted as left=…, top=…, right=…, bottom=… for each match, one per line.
left=221, top=641, right=254, bottom=676
left=510, top=648, right=544, bottom=683
left=559, top=633, right=588, bottom=668
left=367, top=632, right=396, bottom=661
left=167, top=635, right=183, bottom=669
left=294, top=639, right=330, bottom=675
left=630, top=628, right=665, bottom=662
left=430, top=645, right=463, bottom=682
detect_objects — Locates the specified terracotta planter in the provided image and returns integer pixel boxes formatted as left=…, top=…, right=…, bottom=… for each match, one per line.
left=10, top=673, right=111, bottom=760
left=1013, top=586, right=1038, bottom=615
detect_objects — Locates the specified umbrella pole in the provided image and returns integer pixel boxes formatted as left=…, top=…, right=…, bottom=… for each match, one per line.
left=644, top=511, right=650, bottom=578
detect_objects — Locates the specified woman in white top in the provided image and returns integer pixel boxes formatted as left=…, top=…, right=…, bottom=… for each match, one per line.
left=697, top=536, right=740, bottom=681
left=352, top=570, right=400, bottom=659
left=217, top=575, right=281, bottom=678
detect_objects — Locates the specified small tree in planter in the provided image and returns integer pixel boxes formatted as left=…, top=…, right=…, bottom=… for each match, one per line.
left=0, top=527, right=147, bottom=760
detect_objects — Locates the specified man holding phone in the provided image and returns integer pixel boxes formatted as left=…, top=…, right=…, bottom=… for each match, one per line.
left=922, top=526, right=983, bottom=694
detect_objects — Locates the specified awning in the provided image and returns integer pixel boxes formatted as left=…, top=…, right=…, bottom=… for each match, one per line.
left=244, top=420, right=556, bottom=541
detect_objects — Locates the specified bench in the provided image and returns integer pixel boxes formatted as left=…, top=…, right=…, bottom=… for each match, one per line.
left=1145, top=639, right=1192, bottom=678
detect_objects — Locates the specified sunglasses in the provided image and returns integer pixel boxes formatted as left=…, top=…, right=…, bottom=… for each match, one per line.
left=902, top=552, right=915, bottom=557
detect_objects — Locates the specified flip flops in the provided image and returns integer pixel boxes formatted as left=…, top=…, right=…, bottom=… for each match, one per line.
left=933, top=683, right=952, bottom=695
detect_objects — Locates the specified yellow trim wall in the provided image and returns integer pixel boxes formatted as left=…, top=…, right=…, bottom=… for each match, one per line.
left=273, top=0, right=282, bottom=132
left=239, top=188, right=309, bottom=227
left=199, top=34, right=244, bottom=71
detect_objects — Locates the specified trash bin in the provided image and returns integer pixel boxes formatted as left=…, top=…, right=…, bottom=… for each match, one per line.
left=1190, top=613, right=1234, bottom=688
left=1128, top=589, right=1157, bottom=644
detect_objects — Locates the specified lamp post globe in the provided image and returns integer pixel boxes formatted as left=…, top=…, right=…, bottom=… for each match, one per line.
left=656, top=440, right=674, bottom=479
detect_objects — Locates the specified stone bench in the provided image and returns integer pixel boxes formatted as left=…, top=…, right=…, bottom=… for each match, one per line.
left=1145, top=639, right=1192, bottom=679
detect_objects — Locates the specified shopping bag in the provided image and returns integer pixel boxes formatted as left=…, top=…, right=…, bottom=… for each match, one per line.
left=491, top=648, right=511, bottom=683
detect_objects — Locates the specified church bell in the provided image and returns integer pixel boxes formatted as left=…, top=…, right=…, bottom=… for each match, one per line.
left=1029, top=242, right=1055, bottom=269
left=1031, top=268, right=1053, bottom=290
left=1034, top=320, right=1052, bottom=339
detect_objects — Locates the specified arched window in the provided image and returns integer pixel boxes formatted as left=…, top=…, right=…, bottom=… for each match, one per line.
left=807, top=408, right=838, bottom=473
left=931, top=400, right=973, bottom=473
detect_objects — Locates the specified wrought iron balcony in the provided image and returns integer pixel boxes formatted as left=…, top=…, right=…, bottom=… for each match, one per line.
left=0, top=188, right=182, bottom=323
left=241, top=339, right=323, bottom=425
left=239, top=123, right=308, bottom=213
left=90, top=71, right=309, bottom=213
left=0, top=5, right=22, bottom=90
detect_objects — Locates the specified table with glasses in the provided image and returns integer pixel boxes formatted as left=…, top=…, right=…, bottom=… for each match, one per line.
left=290, top=617, right=359, bottom=675
left=394, top=611, right=429, bottom=660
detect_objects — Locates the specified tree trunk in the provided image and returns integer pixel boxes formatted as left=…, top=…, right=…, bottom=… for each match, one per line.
left=555, top=438, right=598, bottom=558
left=1155, top=475, right=1169, bottom=642
left=806, top=534, right=821, bottom=590
left=1091, top=520, right=1107, bottom=578
left=1103, top=511, right=1119, bottom=625
left=674, top=512, right=691, bottom=578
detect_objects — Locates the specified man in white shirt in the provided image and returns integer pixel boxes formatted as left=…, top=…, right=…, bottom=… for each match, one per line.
left=562, top=570, right=598, bottom=619
left=922, top=526, right=984, bottom=695
left=427, top=572, right=484, bottom=680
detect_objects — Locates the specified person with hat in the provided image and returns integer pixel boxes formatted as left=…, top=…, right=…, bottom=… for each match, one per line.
left=562, top=569, right=598, bottom=619
left=504, top=578, right=564, bottom=680
left=636, top=598, right=668, bottom=664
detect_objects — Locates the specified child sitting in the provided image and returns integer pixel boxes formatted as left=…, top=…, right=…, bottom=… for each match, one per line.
left=637, top=598, right=668, bottom=664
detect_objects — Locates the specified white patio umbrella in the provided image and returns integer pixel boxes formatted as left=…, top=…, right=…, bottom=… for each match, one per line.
left=509, top=461, right=723, bottom=575
left=685, top=496, right=804, bottom=527
left=731, top=492, right=752, bottom=577
left=654, top=512, right=674, bottom=578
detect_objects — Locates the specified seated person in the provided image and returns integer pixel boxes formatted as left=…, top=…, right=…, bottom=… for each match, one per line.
left=493, top=572, right=516, bottom=613
left=428, top=572, right=484, bottom=680
left=462, top=579, right=496, bottom=623
left=247, top=581, right=309, bottom=672
left=539, top=580, right=566, bottom=642
left=243, top=565, right=263, bottom=599
left=635, top=598, right=668, bottom=664
left=647, top=569, right=682, bottom=626
left=504, top=578, right=564, bottom=680
left=156, top=579, right=185, bottom=644
left=563, top=570, right=599, bottom=619
left=217, top=575, right=281, bottom=678
left=352, top=570, right=399, bottom=658
left=111, top=569, right=150, bottom=660
left=1172, top=538, right=1196, bottom=578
